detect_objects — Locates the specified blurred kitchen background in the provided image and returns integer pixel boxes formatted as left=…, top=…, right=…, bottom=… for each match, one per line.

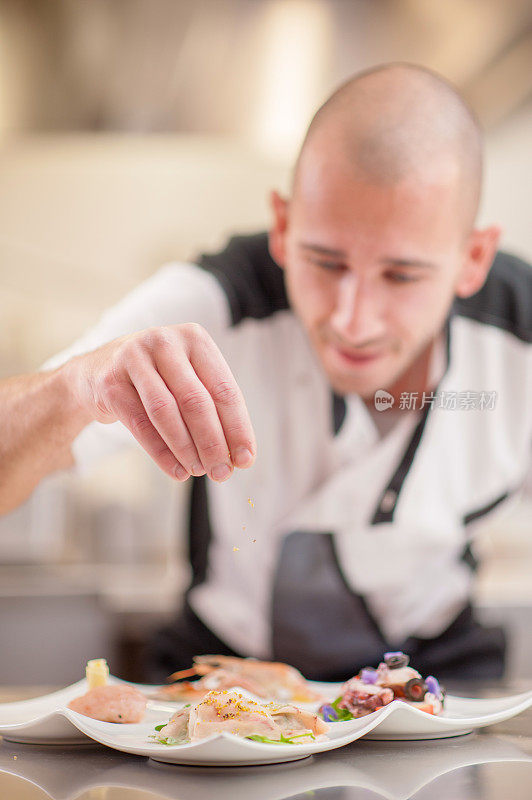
left=0, top=0, right=531, bottom=685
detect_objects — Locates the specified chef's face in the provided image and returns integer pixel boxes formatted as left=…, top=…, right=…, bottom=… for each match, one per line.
left=269, top=160, right=499, bottom=398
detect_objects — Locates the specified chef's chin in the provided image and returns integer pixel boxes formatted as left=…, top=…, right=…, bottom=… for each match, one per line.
left=320, top=347, right=398, bottom=400
left=323, top=369, right=385, bottom=400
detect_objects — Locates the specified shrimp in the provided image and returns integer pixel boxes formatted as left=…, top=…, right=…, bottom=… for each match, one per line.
left=151, top=655, right=325, bottom=704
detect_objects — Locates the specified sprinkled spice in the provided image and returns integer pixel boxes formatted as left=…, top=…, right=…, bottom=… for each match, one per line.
left=247, top=497, right=254, bottom=508
left=233, top=547, right=240, bottom=552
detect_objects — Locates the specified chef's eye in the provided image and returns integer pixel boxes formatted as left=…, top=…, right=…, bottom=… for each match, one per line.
left=386, top=271, right=420, bottom=284
left=311, top=259, right=346, bottom=272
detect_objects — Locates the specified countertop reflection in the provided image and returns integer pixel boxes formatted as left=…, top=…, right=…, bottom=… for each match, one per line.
left=1, top=684, right=531, bottom=800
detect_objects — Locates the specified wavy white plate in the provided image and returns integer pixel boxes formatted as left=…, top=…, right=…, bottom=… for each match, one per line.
left=1, top=679, right=532, bottom=763
left=61, top=708, right=386, bottom=766
left=0, top=677, right=171, bottom=745
left=0, top=677, right=384, bottom=764
left=0, top=677, right=332, bottom=745
left=330, top=689, right=532, bottom=739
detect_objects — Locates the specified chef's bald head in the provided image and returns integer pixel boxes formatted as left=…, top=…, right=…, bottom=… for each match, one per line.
left=293, top=63, right=483, bottom=233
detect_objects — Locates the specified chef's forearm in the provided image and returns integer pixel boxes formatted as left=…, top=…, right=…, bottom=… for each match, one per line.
left=0, top=321, right=258, bottom=516
left=0, top=365, right=90, bottom=514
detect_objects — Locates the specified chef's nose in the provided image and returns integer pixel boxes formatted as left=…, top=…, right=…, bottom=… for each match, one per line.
left=330, top=272, right=386, bottom=344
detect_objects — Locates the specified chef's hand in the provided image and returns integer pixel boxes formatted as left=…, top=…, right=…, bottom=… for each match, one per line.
left=70, top=324, right=256, bottom=482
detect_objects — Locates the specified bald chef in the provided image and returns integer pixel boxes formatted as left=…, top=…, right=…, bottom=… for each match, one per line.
left=1, top=64, right=531, bottom=681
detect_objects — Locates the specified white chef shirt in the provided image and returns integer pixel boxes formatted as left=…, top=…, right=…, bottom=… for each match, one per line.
left=44, top=233, right=532, bottom=673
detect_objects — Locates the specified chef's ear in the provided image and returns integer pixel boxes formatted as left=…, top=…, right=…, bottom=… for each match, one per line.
left=269, top=190, right=289, bottom=269
left=455, top=225, right=502, bottom=298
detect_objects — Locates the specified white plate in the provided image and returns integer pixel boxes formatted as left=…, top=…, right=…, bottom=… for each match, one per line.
left=0, top=677, right=172, bottom=745
left=60, top=707, right=386, bottom=766
left=2, top=679, right=532, bottom=763
left=0, top=677, right=385, bottom=764
left=0, top=676, right=329, bottom=745
left=328, top=689, right=532, bottom=740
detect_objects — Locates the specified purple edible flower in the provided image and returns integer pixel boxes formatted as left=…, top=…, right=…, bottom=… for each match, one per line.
left=425, top=675, right=441, bottom=697
left=320, top=704, right=338, bottom=722
left=360, top=668, right=378, bottom=684
left=383, top=651, right=404, bottom=660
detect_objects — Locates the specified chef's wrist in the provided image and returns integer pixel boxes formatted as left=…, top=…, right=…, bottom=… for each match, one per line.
left=53, top=357, right=95, bottom=433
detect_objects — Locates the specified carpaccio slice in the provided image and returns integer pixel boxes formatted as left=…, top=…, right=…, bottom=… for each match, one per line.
left=153, top=689, right=329, bottom=744
left=320, top=652, right=445, bottom=720
left=68, top=684, right=147, bottom=723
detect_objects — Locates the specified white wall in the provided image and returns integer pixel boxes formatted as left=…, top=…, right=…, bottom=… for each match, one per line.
left=481, top=102, right=532, bottom=260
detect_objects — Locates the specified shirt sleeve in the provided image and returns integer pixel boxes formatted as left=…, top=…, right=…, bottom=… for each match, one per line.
left=42, top=261, right=232, bottom=473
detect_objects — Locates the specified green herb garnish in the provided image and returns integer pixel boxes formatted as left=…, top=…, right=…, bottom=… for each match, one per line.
left=154, top=724, right=166, bottom=731
left=150, top=734, right=181, bottom=746
left=330, top=697, right=355, bottom=722
left=246, top=732, right=316, bottom=745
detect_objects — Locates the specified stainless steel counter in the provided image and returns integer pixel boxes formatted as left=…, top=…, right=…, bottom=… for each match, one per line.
left=1, top=685, right=531, bottom=800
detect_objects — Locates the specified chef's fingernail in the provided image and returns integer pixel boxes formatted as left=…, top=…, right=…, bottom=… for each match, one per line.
left=233, top=447, right=254, bottom=468
left=212, top=463, right=232, bottom=482
left=190, top=462, right=205, bottom=477
left=174, top=463, right=189, bottom=481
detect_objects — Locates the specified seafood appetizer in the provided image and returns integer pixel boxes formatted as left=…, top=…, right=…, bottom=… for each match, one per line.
left=68, top=659, right=147, bottom=723
left=152, top=689, right=329, bottom=745
left=151, top=654, right=324, bottom=704
left=69, top=684, right=147, bottom=723
left=320, top=651, right=445, bottom=721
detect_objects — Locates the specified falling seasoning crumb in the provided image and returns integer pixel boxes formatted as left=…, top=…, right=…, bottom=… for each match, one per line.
left=242, top=525, right=246, bottom=531
left=13, top=756, right=17, bottom=760
left=247, top=497, right=254, bottom=508
left=252, top=539, right=257, bottom=543
left=233, top=546, right=240, bottom=552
